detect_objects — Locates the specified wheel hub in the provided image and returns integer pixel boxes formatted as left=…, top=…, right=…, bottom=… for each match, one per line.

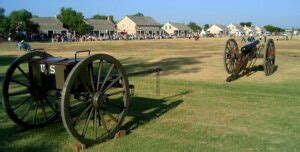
left=92, top=91, right=108, bottom=109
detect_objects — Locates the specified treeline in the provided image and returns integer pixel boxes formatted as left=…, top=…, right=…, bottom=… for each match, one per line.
left=0, top=8, right=39, bottom=37
left=187, top=22, right=210, bottom=32
left=239, top=21, right=285, bottom=33
left=0, top=7, right=119, bottom=38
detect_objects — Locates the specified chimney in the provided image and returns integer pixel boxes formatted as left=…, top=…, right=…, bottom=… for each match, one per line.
left=107, top=16, right=111, bottom=21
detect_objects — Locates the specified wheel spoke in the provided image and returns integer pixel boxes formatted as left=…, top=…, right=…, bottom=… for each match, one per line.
left=20, top=100, right=34, bottom=120
left=33, top=102, right=39, bottom=124
left=97, top=61, right=103, bottom=91
left=82, top=107, right=94, bottom=137
left=44, top=97, right=57, bottom=113
left=9, top=89, right=30, bottom=96
left=17, top=66, right=29, bottom=80
left=73, top=104, right=92, bottom=126
left=228, top=43, right=232, bottom=50
left=107, top=90, right=125, bottom=97
left=89, top=65, right=95, bottom=93
left=12, top=96, right=31, bottom=110
left=100, top=64, right=114, bottom=92
left=103, top=75, right=122, bottom=92
left=11, top=79, right=30, bottom=87
left=78, top=76, right=92, bottom=95
left=70, top=101, right=89, bottom=109
left=93, top=109, right=97, bottom=139
left=41, top=100, right=48, bottom=121
left=99, top=110, right=108, bottom=132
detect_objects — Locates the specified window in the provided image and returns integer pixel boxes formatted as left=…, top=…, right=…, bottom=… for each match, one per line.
left=169, top=26, right=171, bottom=29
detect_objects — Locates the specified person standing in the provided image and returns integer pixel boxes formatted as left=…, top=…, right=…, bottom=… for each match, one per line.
left=263, top=32, right=267, bottom=43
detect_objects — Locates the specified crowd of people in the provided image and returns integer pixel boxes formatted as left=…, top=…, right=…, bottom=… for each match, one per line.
left=47, top=33, right=196, bottom=43
left=239, top=32, right=268, bottom=43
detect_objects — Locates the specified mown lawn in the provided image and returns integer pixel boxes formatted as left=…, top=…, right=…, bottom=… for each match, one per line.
left=0, top=38, right=299, bottom=151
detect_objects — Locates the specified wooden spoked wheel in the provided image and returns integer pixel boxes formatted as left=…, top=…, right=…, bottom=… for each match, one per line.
left=264, top=39, right=276, bottom=76
left=2, top=51, right=59, bottom=129
left=61, top=54, right=130, bottom=146
left=224, top=38, right=240, bottom=74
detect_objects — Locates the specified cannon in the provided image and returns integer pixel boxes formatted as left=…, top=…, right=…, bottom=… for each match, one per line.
left=224, top=38, right=276, bottom=82
left=2, top=50, right=161, bottom=146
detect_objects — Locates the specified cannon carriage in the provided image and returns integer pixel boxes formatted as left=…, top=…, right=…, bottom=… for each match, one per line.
left=2, top=50, right=161, bottom=146
left=224, top=38, right=276, bottom=82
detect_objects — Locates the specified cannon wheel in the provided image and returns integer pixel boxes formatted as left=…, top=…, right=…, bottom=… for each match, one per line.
left=61, top=54, right=130, bottom=146
left=2, top=51, right=59, bottom=129
left=264, top=39, right=276, bottom=76
left=224, top=38, right=240, bottom=74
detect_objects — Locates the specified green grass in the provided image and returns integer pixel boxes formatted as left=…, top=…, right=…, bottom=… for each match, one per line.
left=0, top=38, right=299, bottom=151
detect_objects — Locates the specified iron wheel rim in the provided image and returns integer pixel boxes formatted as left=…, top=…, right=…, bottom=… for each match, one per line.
left=2, top=51, right=59, bottom=129
left=61, top=54, right=130, bottom=146
left=224, top=38, right=239, bottom=74
left=264, top=39, right=276, bottom=76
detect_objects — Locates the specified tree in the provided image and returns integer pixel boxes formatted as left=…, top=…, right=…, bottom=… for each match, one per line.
left=132, top=12, right=144, bottom=17
left=0, top=8, right=9, bottom=34
left=264, top=25, right=284, bottom=33
left=57, top=7, right=89, bottom=35
left=8, top=9, right=39, bottom=33
left=240, top=22, right=252, bottom=27
left=204, top=24, right=210, bottom=30
left=92, top=14, right=115, bottom=23
left=188, top=22, right=202, bottom=32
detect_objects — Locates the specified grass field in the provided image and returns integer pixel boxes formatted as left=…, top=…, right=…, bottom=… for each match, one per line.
left=0, top=37, right=299, bottom=151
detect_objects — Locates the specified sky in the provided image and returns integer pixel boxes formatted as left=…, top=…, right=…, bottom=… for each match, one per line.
left=1, top=0, right=299, bottom=28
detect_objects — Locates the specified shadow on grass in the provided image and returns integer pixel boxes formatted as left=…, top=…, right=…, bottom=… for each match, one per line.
left=0, top=55, right=17, bottom=67
left=0, top=124, right=65, bottom=152
left=227, top=65, right=279, bottom=82
left=0, top=90, right=187, bottom=151
left=245, top=65, right=278, bottom=77
left=123, top=91, right=188, bottom=133
left=0, top=104, right=64, bottom=152
left=121, top=55, right=209, bottom=76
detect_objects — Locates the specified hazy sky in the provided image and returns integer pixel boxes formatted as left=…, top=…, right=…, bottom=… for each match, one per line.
left=1, top=0, right=299, bottom=28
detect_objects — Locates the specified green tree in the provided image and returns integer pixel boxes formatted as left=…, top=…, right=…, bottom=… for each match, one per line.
left=204, top=24, right=210, bottom=30
left=0, top=8, right=9, bottom=34
left=92, top=14, right=115, bottom=23
left=264, top=25, right=284, bottom=33
left=240, top=22, right=252, bottom=27
left=57, top=7, right=89, bottom=35
left=132, top=12, right=144, bottom=17
left=8, top=9, right=39, bottom=33
left=188, top=22, right=202, bottom=32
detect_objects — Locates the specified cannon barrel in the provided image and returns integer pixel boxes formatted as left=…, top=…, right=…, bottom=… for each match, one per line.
left=126, top=67, right=162, bottom=77
left=241, top=40, right=260, bottom=51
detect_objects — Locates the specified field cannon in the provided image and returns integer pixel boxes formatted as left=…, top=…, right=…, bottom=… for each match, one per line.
left=2, top=50, right=161, bottom=146
left=224, top=38, right=276, bottom=82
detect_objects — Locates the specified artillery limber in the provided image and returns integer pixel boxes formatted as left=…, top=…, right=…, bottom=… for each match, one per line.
left=2, top=50, right=161, bottom=146
left=224, top=38, right=276, bottom=82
